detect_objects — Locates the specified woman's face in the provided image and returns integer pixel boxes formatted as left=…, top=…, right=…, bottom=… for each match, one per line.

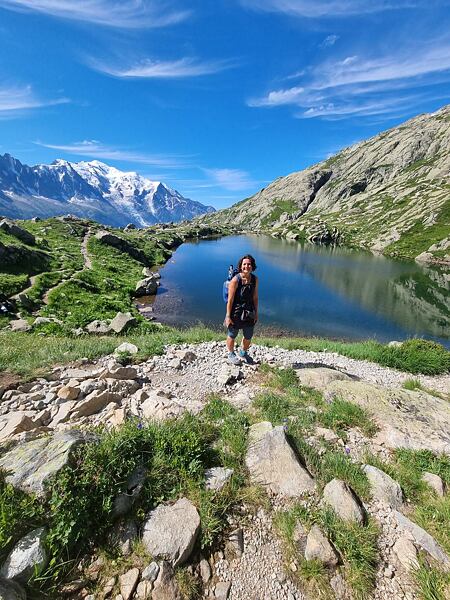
left=241, top=258, right=253, bottom=274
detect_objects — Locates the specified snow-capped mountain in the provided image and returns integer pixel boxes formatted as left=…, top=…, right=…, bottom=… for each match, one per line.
left=0, top=153, right=215, bottom=226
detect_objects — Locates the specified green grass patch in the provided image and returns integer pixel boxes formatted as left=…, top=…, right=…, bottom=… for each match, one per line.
left=414, top=554, right=450, bottom=600
left=319, top=399, right=378, bottom=437
left=261, top=199, right=299, bottom=227
left=0, top=273, right=29, bottom=296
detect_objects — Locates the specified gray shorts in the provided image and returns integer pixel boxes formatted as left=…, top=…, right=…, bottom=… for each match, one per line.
left=227, top=324, right=254, bottom=340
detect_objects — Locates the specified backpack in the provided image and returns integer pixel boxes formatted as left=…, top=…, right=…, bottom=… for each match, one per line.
left=222, top=265, right=238, bottom=302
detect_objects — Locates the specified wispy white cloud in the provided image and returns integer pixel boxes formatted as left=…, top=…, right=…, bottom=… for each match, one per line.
left=248, top=36, right=450, bottom=119
left=320, top=34, right=339, bottom=48
left=239, top=0, right=438, bottom=18
left=89, top=56, right=233, bottom=79
left=0, top=0, right=189, bottom=28
left=35, top=140, right=191, bottom=168
left=203, top=168, right=258, bottom=191
left=0, top=85, right=69, bottom=118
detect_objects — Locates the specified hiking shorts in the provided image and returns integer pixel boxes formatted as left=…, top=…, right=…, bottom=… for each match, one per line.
left=227, top=324, right=254, bottom=340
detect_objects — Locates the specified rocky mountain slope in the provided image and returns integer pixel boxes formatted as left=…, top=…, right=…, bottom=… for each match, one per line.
left=200, top=105, right=450, bottom=264
left=0, top=154, right=215, bottom=227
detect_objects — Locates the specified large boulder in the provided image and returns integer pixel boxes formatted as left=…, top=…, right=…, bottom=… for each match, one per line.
left=325, top=380, right=450, bottom=454
left=322, top=479, right=366, bottom=524
left=0, top=431, right=92, bottom=497
left=294, top=367, right=353, bottom=391
left=109, top=312, right=136, bottom=334
left=363, top=465, right=403, bottom=508
left=95, top=231, right=147, bottom=263
left=70, top=390, right=121, bottom=419
left=0, top=412, right=39, bottom=442
left=0, top=578, right=26, bottom=600
left=85, top=320, right=110, bottom=334
left=135, top=277, right=158, bottom=296
left=245, top=422, right=315, bottom=497
left=0, top=220, right=35, bottom=245
left=0, top=527, right=48, bottom=582
left=142, top=498, right=200, bottom=567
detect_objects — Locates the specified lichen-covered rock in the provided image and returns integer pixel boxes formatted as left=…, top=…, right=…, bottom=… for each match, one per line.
left=363, top=465, right=403, bottom=508
left=245, top=422, right=315, bottom=497
left=0, top=527, right=48, bottom=582
left=205, top=467, right=234, bottom=491
left=142, top=498, right=200, bottom=567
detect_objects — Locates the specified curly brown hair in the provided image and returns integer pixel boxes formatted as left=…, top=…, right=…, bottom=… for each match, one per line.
left=237, top=254, right=257, bottom=272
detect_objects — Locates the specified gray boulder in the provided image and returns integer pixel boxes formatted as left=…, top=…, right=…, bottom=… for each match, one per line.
left=304, top=524, right=339, bottom=567
left=86, top=320, right=110, bottom=334
left=109, top=312, right=136, bottom=334
left=322, top=479, right=366, bottom=524
left=294, top=367, right=353, bottom=391
left=205, top=467, right=234, bottom=491
left=422, top=472, right=445, bottom=497
left=10, top=319, right=31, bottom=333
left=0, top=220, right=35, bottom=245
left=0, top=413, right=39, bottom=442
left=70, top=390, right=121, bottom=419
left=0, top=527, right=48, bottom=582
left=114, top=342, right=139, bottom=355
left=392, top=536, right=419, bottom=572
left=95, top=231, right=147, bottom=263
left=245, top=422, right=315, bottom=497
left=0, top=578, right=26, bottom=600
left=135, top=277, right=158, bottom=296
left=142, top=498, right=200, bottom=567
left=363, top=465, right=403, bottom=508
left=0, top=431, right=91, bottom=497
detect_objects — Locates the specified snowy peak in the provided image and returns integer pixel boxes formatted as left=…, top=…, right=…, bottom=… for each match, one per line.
left=0, top=153, right=215, bottom=226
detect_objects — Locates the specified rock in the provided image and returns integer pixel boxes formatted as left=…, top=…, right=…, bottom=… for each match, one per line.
left=135, top=278, right=158, bottom=296
left=0, top=430, right=91, bottom=497
left=10, top=319, right=31, bottom=332
left=199, top=559, right=211, bottom=584
left=168, top=358, right=182, bottom=370
left=388, top=341, right=403, bottom=348
left=0, top=220, right=35, bottom=245
left=294, top=367, right=353, bottom=391
left=49, top=401, right=77, bottom=426
left=393, top=510, right=450, bottom=570
left=119, top=568, right=140, bottom=600
left=141, top=393, right=185, bottom=422
left=174, top=350, right=197, bottom=362
left=214, top=581, right=231, bottom=599
left=57, top=385, right=80, bottom=401
left=205, top=467, right=234, bottom=491
left=322, top=479, right=366, bottom=524
left=96, top=231, right=147, bottom=263
left=392, top=536, right=419, bottom=572
left=113, top=465, right=147, bottom=517
left=245, top=422, right=315, bottom=497
left=315, top=427, right=339, bottom=443
left=109, top=312, right=137, bottom=334
left=141, top=562, right=160, bottom=582
left=151, top=561, right=182, bottom=600
left=304, top=524, right=339, bottom=567
left=108, top=519, right=138, bottom=556
left=0, top=412, right=38, bottom=441
left=142, top=498, right=200, bottom=567
left=33, top=317, right=62, bottom=327
left=217, top=365, right=242, bottom=386
left=103, top=577, right=116, bottom=596
left=71, top=390, right=121, bottom=419
left=227, top=528, right=244, bottom=558
left=135, top=580, right=152, bottom=599
left=0, top=578, right=26, bottom=600
left=86, top=320, right=110, bottom=334
left=0, top=527, right=48, bottom=582
left=115, top=343, right=139, bottom=355
left=325, top=380, right=450, bottom=454
left=363, top=465, right=403, bottom=508
left=422, top=472, right=445, bottom=497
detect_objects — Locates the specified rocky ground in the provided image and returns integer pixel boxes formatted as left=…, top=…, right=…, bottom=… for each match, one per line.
left=0, top=341, right=449, bottom=600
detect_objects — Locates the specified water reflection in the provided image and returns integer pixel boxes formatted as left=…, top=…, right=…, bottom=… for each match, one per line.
left=149, top=235, right=449, bottom=346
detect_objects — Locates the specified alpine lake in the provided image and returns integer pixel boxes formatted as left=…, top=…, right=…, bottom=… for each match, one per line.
left=137, top=234, right=450, bottom=348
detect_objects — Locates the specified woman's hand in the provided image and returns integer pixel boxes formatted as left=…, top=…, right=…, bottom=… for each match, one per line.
left=224, top=316, right=233, bottom=327
left=253, top=311, right=258, bottom=324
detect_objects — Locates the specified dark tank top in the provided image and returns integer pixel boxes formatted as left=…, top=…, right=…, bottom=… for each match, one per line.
left=231, top=273, right=256, bottom=325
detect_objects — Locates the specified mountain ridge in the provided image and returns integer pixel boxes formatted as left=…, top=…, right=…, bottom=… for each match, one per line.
left=0, top=154, right=215, bottom=227
left=198, top=104, right=450, bottom=264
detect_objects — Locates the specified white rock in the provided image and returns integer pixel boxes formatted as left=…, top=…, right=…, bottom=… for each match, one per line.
left=205, top=467, right=234, bottom=491
left=115, top=342, right=139, bottom=355
left=363, top=464, right=403, bottom=508
left=392, top=536, right=419, bottom=572
left=422, top=472, right=445, bottom=497
left=0, top=527, right=48, bottom=582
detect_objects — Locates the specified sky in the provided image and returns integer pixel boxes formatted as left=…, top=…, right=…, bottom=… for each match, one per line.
left=1, top=0, right=450, bottom=209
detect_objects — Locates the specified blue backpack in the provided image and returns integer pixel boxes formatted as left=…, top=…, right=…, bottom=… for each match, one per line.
left=223, top=265, right=238, bottom=302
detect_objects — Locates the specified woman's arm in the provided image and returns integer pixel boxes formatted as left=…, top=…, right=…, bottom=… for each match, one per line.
left=253, top=276, right=259, bottom=323
left=225, top=277, right=238, bottom=326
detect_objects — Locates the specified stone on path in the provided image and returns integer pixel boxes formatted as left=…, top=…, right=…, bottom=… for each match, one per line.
left=0, top=412, right=38, bottom=442
left=100, top=361, right=138, bottom=380
left=0, top=527, right=48, bottom=582
left=151, top=561, right=182, bottom=600
left=422, top=472, right=445, bottom=497
left=214, top=581, right=231, bottom=599
left=0, top=578, right=26, bottom=600
left=0, top=430, right=91, bottom=497
left=393, top=510, right=450, bottom=570
left=304, top=524, right=339, bottom=567
left=57, top=385, right=80, bottom=401
left=141, top=392, right=185, bottom=422
left=325, top=380, right=450, bottom=454
left=294, top=367, right=353, bottom=391
left=142, top=498, right=200, bottom=567
left=392, top=536, right=419, bottom=572
left=217, top=364, right=242, bottom=386
left=119, top=568, right=140, bottom=600
left=245, top=422, right=315, bottom=497
left=205, top=467, right=234, bottom=491
left=71, top=390, right=121, bottom=419
left=322, top=479, right=366, bottom=525
left=135, top=580, right=152, bottom=599
left=110, top=312, right=136, bottom=334
left=363, top=465, right=403, bottom=508
left=10, top=319, right=31, bottom=333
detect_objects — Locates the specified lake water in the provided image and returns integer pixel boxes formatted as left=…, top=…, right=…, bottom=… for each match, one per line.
left=145, top=235, right=450, bottom=347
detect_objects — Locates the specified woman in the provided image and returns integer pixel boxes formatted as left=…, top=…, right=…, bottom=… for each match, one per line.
left=225, top=254, right=259, bottom=364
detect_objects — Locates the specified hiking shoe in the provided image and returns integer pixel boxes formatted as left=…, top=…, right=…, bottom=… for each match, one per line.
left=239, top=350, right=254, bottom=364
left=228, top=352, right=242, bottom=365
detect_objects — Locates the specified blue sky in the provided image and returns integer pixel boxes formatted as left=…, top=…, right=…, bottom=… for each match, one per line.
left=1, top=0, right=450, bottom=209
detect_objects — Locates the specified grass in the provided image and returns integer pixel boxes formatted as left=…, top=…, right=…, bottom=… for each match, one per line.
left=0, top=273, right=30, bottom=296
left=414, top=554, right=450, bottom=600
